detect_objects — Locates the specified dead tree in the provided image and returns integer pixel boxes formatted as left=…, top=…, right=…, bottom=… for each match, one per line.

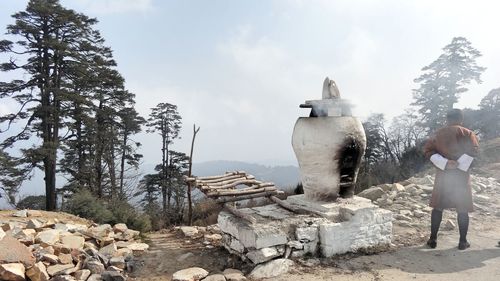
left=187, top=124, right=200, bottom=225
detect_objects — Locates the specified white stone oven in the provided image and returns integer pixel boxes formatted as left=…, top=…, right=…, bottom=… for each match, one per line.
left=217, top=78, right=392, bottom=264
left=292, top=77, right=366, bottom=199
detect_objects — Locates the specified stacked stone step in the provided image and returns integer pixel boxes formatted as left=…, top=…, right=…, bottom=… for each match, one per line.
left=217, top=196, right=393, bottom=264
left=0, top=210, right=149, bottom=281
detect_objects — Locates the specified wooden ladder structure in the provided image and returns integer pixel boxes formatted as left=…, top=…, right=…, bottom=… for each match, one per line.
left=185, top=171, right=305, bottom=223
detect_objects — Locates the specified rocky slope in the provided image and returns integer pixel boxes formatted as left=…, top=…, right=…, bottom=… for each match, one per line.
left=0, top=210, right=149, bottom=281
left=359, top=173, right=500, bottom=238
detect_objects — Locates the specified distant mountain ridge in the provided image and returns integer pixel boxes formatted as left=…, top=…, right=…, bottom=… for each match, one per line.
left=192, top=160, right=300, bottom=191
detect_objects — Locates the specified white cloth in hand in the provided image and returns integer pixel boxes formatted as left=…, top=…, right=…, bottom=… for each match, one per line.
left=457, top=154, right=474, bottom=172
left=430, top=153, right=448, bottom=171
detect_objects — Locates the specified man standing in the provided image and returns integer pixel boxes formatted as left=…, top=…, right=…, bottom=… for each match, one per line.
left=423, top=109, right=479, bottom=250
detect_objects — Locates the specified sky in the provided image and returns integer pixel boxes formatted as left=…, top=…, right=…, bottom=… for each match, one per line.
left=1, top=0, right=499, bottom=171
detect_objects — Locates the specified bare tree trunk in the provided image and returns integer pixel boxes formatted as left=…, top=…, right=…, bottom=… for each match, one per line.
left=75, top=103, right=85, bottom=188
left=119, top=129, right=128, bottom=197
left=161, top=121, right=167, bottom=217
left=187, top=124, right=200, bottom=225
left=106, top=128, right=117, bottom=199
left=41, top=19, right=57, bottom=211
left=95, top=99, right=105, bottom=198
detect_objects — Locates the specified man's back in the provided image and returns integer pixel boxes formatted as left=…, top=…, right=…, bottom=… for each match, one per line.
left=425, top=125, right=479, bottom=161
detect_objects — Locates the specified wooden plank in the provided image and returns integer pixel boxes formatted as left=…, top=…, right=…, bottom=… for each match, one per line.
left=224, top=203, right=256, bottom=224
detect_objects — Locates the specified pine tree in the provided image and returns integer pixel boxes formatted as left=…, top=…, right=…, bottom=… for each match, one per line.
left=117, top=106, right=145, bottom=198
left=167, top=150, right=189, bottom=222
left=1, top=0, right=144, bottom=209
left=146, top=103, right=182, bottom=216
left=412, top=37, right=486, bottom=133
left=0, top=0, right=103, bottom=210
left=0, top=149, right=30, bottom=205
left=478, top=88, right=500, bottom=139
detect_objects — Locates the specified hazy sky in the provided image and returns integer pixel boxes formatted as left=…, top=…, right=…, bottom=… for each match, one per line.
left=1, top=0, right=499, bottom=169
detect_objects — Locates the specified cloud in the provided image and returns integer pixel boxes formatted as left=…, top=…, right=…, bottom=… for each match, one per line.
left=69, top=0, right=153, bottom=15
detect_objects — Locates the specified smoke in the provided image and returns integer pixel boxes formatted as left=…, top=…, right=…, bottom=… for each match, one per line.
left=301, top=98, right=355, bottom=117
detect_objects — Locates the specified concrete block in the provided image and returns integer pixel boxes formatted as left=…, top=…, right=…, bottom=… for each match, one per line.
left=238, top=225, right=287, bottom=249
left=287, top=241, right=303, bottom=250
left=246, top=247, right=281, bottom=264
left=252, top=205, right=293, bottom=220
left=303, top=240, right=318, bottom=254
left=218, top=212, right=242, bottom=239
left=285, top=195, right=341, bottom=220
left=229, top=238, right=244, bottom=253
left=295, top=225, right=318, bottom=242
left=339, top=203, right=379, bottom=223
left=222, top=234, right=245, bottom=254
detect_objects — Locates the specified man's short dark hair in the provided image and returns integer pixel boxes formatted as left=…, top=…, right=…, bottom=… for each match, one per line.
left=446, top=108, right=464, bottom=123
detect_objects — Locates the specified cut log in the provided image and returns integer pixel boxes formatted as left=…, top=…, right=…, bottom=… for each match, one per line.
left=215, top=191, right=283, bottom=203
left=269, top=196, right=323, bottom=217
left=269, top=196, right=309, bottom=214
left=198, top=175, right=250, bottom=184
left=208, top=182, right=274, bottom=190
left=201, top=177, right=257, bottom=187
left=208, top=186, right=277, bottom=197
left=224, top=203, right=256, bottom=224
left=207, top=179, right=262, bottom=189
left=184, top=172, right=239, bottom=183
left=227, top=184, right=276, bottom=193
left=196, top=171, right=246, bottom=181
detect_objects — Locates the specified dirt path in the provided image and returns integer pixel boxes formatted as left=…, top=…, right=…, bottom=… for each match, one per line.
left=278, top=219, right=500, bottom=281
left=130, top=215, right=500, bottom=281
left=129, top=230, right=231, bottom=281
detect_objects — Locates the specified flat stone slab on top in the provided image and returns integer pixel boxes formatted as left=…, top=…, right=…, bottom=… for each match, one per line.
left=285, top=194, right=375, bottom=221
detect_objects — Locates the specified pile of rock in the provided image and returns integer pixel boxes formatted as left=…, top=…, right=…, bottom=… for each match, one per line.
left=0, top=210, right=149, bottom=281
left=175, top=225, right=223, bottom=249
left=171, top=258, right=295, bottom=280
left=357, top=174, right=500, bottom=228
left=172, top=267, right=249, bottom=281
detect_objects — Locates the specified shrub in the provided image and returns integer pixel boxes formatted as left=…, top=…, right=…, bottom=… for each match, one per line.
left=191, top=199, right=222, bottom=226
left=143, top=202, right=166, bottom=230
left=128, top=213, right=152, bottom=233
left=65, top=190, right=113, bottom=223
left=64, top=190, right=151, bottom=232
left=108, top=199, right=152, bottom=233
left=16, top=195, right=46, bottom=210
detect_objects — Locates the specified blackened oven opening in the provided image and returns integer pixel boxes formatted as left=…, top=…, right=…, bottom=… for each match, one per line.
left=336, top=137, right=362, bottom=198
